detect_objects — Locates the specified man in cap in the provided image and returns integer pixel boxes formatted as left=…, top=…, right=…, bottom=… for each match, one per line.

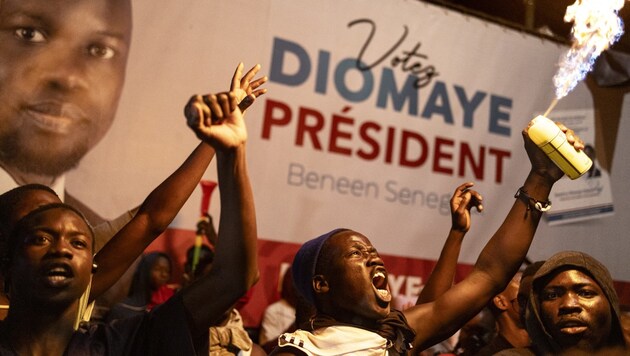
left=524, top=251, right=627, bottom=354
left=270, top=123, right=585, bottom=355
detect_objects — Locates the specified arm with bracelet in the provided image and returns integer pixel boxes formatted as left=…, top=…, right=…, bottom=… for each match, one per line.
left=401, top=120, right=584, bottom=351
left=514, top=187, right=551, bottom=212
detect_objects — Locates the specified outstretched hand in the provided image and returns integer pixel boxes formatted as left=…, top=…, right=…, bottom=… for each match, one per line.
left=231, top=62, right=268, bottom=112
left=523, top=120, right=585, bottom=184
left=450, top=182, right=483, bottom=233
left=183, top=63, right=267, bottom=150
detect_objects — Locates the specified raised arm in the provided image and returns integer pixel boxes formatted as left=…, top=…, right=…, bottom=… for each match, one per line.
left=405, top=122, right=584, bottom=350
left=90, top=63, right=266, bottom=301
left=90, top=142, right=215, bottom=300
left=181, top=86, right=259, bottom=332
left=416, top=182, right=482, bottom=304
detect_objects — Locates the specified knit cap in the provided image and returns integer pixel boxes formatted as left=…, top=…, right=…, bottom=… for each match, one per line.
left=292, top=228, right=349, bottom=304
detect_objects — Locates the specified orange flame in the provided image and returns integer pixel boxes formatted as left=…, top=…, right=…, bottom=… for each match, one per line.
left=552, top=0, right=625, bottom=100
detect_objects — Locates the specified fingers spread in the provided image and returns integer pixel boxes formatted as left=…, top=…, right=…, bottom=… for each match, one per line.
left=242, top=64, right=262, bottom=88
left=231, top=62, right=245, bottom=91
left=250, top=76, right=268, bottom=90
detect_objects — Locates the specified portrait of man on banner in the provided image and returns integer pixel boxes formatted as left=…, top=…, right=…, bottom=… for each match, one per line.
left=0, top=0, right=132, bottom=224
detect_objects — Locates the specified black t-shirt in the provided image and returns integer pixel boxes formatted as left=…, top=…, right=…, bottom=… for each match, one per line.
left=0, top=293, right=200, bottom=356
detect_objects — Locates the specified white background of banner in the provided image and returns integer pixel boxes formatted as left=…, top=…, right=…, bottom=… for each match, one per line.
left=66, top=0, right=630, bottom=282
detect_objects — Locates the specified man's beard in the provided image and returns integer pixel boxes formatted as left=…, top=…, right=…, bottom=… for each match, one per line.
left=0, top=132, right=90, bottom=178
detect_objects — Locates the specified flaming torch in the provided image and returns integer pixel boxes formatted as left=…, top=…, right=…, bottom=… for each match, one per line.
left=530, top=0, right=625, bottom=179
left=192, top=180, right=217, bottom=274
left=544, top=0, right=625, bottom=117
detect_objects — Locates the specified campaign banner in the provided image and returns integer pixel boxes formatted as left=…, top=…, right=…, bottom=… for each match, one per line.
left=63, top=0, right=629, bottom=326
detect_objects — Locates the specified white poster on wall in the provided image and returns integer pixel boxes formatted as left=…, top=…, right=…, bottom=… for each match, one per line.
left=545, top=109, right=614, bottom=225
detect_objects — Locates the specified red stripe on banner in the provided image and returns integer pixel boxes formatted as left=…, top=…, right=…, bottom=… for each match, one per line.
left=145, top=228, right=630, bottom=328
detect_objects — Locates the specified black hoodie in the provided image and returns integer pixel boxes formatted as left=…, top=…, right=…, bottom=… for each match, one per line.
left=525, top=251, right=627, bottom=355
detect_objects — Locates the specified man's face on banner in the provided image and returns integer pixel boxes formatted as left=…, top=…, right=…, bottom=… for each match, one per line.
left=0, top=0, right=132, bottom=177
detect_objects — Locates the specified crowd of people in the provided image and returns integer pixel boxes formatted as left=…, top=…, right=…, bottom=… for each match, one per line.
left=0, top=0, right=628, bottom=354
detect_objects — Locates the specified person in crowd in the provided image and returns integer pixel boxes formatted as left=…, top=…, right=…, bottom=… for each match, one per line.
left=260, top=267, right=299, bottom=352
left=2, top=0, right=169, bottom=315
left=522, top=251, right=627, bottom=355
left=270, top=121, right=585, bottom=355
left=0, top=78, right=259, bottom=354
left=279, top=186, right=482, bottom=355
left=181, top=209, right=265, bottom=355
left=182, top=244, right=215, bottom=286
left=516, top=261, right=545, bottom=327
left=0, top=0, right=267, bottom=318
left=494, top=260, right=544, bottom=356
left=0, top=184, right=62, bottom=319
left=197, top=213, right=219, bottom=250
left=476, top=272, right=530, bottom=355
left=106, top=252, right=175, bottom=322
left=0, top=184, right=136, bottom=321
left=0, top=62, right=267, bottom=325
left=452, top=307, right=495, bottom=356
